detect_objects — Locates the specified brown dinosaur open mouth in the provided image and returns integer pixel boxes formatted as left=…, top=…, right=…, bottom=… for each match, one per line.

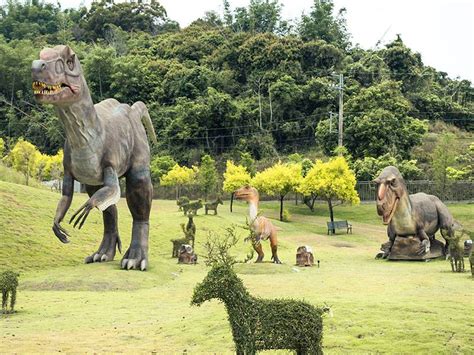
left=32, top=81, right=70, bottom=95
left=382, top=198, right=399, bottom=224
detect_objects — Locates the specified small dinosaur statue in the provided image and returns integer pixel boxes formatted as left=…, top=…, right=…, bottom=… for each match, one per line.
left=32, top=45, right=157, bottom=271
left=171, top=215, right=196, bottom=257
left=234, top=185, right=281, bottom=264
left=374, top=166, right=454, bottom=259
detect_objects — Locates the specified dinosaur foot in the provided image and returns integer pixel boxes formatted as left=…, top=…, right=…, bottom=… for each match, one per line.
left=272, top=256, right=282, bottom=264
left=416, top=240, right=431, bottom=256
left=85, top=233, right=120, bottom=264
left=255, top=256, right=264, bottom=263
left=121, top=246, right=147, bottom=271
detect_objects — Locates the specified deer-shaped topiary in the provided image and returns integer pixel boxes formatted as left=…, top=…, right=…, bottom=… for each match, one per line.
left=191, top=263, right=324, bottom=354
left=444, top=229, right=466, bottom=273
left=1, top=271, right=19, bottom=314
left=192, top=228, right=324, bottom=354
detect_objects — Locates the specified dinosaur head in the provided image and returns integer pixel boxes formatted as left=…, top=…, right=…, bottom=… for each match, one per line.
left=374, top=166, right=407, bottom=225
left=234, top=185, right=259, bottom=203
left=32, top=45, right=84, bottom=106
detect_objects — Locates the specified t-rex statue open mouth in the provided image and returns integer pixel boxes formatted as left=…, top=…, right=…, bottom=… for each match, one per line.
left=32, top=81, right=71, bottom=95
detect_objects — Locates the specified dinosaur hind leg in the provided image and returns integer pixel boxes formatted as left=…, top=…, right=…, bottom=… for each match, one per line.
left=121, top=167, right=152, bottom=271
left=84, top=185, right=121, bottom=264
left=269, top=233, right=281, bottom=264
left=253, top=243, right=264, bottom=263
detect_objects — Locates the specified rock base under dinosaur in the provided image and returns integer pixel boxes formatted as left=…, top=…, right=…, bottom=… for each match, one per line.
left=379, top=236, right=446, bottom=261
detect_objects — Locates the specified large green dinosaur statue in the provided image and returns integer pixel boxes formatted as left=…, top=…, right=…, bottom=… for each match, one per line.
left=374, top=166, right=454, bottom=260
left=32, top=45, right=157, bottom=271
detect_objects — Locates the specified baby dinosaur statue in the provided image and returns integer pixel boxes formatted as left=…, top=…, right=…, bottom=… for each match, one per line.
left=234, top=186, right=281, bottom=264
left=374, top=166, right=454, bottom=259
left=32, top=45, right=157, bottom=271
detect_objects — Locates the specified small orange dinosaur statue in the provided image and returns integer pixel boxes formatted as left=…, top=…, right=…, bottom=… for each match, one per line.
left=234, top=186, right=281, bottom=264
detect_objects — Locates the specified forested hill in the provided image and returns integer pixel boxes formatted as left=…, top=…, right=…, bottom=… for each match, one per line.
left=0, top=0, right=472, bottom=165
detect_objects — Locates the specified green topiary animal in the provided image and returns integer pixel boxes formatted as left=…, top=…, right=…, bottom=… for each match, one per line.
left=204, top=197, right=223, bottom=215
left=170, top=215, right=196, bottom=258
left=191, top=264, right=325, bottom=354
left=177, top=196, right=190, bottom=211
left=445, top=229, right=466, bottom=272
left=1, top=271, right=19, bottom=314
left=192, top=228, right=324, bottom=354
left=182, top=199, right=203, bottom=216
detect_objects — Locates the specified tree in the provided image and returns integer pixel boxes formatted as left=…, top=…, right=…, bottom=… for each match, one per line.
left=45, top=149, right=64, bottom=186
left=432, top=133, right=458, bottom=198
left=298, top=0, right=349, bottom=48
left=160, top=164, right=197, bottom=199
left=299, top=157, right=359, bottom=232
left=343, top=81, right=428, bottom=159
left=223, top=160, right=251, bottom=212
left=150, top=155, right=176, bottom=184
left=252, top=162, right=301, bottom=221
left=352, top=153, right=422, bottom=181
left=80, top=0, right=170, bottom=40
left=446, top=143, right=474, bottom=181
left=197, top=154, right=218, bottom=199
left=9, top=138, right=39, bottom=186
left=0, top=137, right=4, bottom=157
left=240, top=152, right=256, bottom=176
left=34, top=151, right=50, bottom=182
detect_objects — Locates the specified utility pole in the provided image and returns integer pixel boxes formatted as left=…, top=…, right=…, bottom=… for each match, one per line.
left=337, top=73, right=344, bottom=149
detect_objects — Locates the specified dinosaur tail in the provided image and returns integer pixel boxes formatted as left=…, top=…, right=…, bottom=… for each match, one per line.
left=132, top=101, right=157, bottom=144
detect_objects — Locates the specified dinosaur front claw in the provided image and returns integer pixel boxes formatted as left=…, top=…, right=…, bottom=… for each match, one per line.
left=417, top=239, right=431, bottom=256
left=52, top=221, right=70, bottom=243
left=69, top=200, right=95, bottom=229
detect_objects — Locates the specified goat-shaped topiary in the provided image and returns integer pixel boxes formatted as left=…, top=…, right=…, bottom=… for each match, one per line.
left=170, top=215, right=196, bottom=258
left=444, top=229, right=465, bottom=272
left=191, top=264, right=324, bottom=355
left=1, top=271, right=19, bottom=314
left=204, top=197, right=224, bottom=215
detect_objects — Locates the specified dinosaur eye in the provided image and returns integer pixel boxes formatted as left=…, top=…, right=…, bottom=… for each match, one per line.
left=66, top=56, right=74, bottom=71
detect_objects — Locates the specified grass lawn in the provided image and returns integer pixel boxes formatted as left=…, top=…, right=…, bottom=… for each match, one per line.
left=0, top=181, right=473, bottom=353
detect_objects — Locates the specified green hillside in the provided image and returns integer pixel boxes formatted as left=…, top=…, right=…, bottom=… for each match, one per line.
left=0, top=181, right=473, bottom=353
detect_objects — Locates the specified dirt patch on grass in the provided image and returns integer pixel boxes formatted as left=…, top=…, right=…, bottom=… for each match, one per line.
left=21, top=280, right=137, bottom=292
left=331, top=242, right=357, bottom=248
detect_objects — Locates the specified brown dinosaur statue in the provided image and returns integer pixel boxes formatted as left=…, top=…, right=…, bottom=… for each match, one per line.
left=234, top=186, right=281, bottom=264
left=32, top=45, right=157, bottom=271
left=374, top=166, right=454, bottom=259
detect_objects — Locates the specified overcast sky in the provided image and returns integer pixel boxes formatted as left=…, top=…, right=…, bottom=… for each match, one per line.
left=4, top=0, right=473, bottom=82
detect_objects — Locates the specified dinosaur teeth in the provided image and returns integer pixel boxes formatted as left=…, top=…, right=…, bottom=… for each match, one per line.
left=32, top=81, right=64, bottom=95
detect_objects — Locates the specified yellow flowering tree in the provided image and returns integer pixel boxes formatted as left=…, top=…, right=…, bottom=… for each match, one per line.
left=34, top=151, right=50, bottom=181
left=223, top=160, right=251, bottom=212
left=9, top=138, right=39, bottom=186
left=299, top=156, right=360, bottom=232
left=160, top=163, right=197, bottom=199
left=45, top=149, right=64, bottom=184
left=252, top=162, right=302, bottom=221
